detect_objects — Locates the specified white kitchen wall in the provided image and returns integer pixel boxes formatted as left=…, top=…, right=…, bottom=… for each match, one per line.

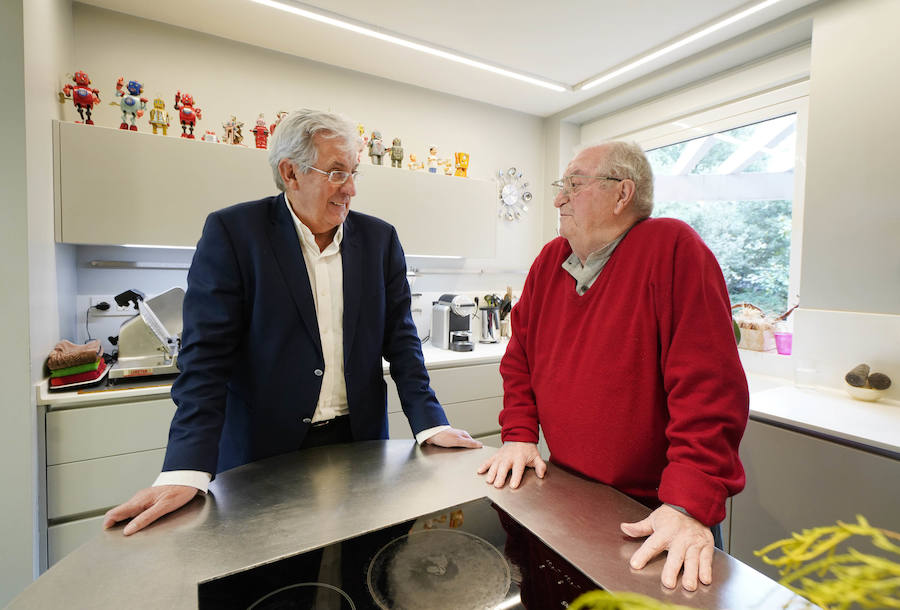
left=68, top=4, right=547, bottom=344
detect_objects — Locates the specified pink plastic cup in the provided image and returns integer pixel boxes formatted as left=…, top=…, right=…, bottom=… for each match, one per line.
left=774, top=332, right=792, bottom=355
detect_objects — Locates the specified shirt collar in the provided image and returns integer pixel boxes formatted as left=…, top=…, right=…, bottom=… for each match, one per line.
left=284, top=192, right=343, bottom=255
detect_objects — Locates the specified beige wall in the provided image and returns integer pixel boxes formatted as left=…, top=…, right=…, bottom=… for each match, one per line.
left=71, top=4, right=548, bottom=279
left=800, top=0, right=900, bottom=314
left=1, top=2, right=36, bottom=603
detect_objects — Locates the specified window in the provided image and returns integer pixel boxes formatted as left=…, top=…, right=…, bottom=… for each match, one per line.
left=645, top=114, right=799, bottom=315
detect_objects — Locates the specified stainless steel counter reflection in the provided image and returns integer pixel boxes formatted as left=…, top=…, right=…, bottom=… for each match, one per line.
left=11, top=441, right=809, bottom=609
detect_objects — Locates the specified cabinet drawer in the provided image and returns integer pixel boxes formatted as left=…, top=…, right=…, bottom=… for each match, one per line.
left=46, top=398, right=175, bottom=465
left=386, top=363, right=502, bottom=412
left=48, top=515, right=105, bottom=566
left=47, top=448, right=166, bottom=520
left=388, top=397, right=501, bottom=440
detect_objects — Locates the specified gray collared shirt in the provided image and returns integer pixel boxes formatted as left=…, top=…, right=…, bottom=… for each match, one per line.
left=561, top=228, right=631, bottom=295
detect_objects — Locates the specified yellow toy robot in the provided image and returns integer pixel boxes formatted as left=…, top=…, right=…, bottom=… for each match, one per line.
left=454, top=152, right=470, bottom=177
left=148, top=98, right=170, bottom=136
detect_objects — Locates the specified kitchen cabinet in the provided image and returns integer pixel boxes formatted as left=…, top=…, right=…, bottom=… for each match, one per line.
left=43, top=397, right=174, bottom=567
left=52, top=121, right=496, bottom=257
left=386, top=362, right=502, bottom=442
left=729, top=418, right=900, bottom=580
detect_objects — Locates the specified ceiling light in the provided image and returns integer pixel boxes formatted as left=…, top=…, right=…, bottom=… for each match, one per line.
left=578, top=0, right=783, bottom=91
left=249, top=0, right=567, bottom=92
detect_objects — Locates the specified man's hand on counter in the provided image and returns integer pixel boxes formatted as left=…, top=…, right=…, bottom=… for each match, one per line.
left=424, top=427, right=484, bottom=448
left=620, top=504, right=715, bottom=592
left=476, top=441, right=547, bottom=489
left=102, top=485, right=198, bottom=536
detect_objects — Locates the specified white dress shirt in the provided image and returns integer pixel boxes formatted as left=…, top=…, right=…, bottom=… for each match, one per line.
left=155, top=194, right=446, bottom=493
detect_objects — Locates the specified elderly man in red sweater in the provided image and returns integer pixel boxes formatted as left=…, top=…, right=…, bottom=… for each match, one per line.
left=478, top=141, right=749, bottom=592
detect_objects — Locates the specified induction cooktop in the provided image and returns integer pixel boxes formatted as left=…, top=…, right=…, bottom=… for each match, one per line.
left=198, top=497, right=601, bottom=610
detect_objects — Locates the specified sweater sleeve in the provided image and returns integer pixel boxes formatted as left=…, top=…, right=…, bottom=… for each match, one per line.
left=498, top=254, right=541, bottom=444
left=655, top=227, right=749, bottom=526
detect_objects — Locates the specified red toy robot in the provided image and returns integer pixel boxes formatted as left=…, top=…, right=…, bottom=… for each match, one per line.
left=174, top=91, right=202, bottom=139
left=251, top=114, right=269, bottom=149
left=59, top=71, right=100, bottom=125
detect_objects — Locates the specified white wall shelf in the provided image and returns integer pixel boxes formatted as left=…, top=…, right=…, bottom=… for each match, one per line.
left=53, top=121, right=496, bottom=257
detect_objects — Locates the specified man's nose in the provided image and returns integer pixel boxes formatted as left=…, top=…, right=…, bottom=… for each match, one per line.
left=341, top=176, right=357, bottom=196
left=553, top=191, right=567, bottom=208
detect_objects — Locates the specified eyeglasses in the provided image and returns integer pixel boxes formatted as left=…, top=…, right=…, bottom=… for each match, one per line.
left=302, top=164, right=361, bottom=185
left=551, top=174, right=622, bottom=195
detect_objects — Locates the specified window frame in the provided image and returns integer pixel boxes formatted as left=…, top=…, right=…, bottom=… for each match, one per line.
left=619, top=93, right=809, bottom=316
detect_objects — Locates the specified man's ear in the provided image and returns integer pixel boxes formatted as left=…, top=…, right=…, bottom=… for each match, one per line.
left=278, top=159, right=299, bottom=189
left=614, top=179, right=636, bottom=215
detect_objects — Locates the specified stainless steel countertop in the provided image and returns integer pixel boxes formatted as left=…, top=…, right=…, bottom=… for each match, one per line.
left=11, top=441, right=808, bottom=609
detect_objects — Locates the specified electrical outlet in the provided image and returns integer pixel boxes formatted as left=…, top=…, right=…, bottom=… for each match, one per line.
left=89, top=295, right=137, bottom=317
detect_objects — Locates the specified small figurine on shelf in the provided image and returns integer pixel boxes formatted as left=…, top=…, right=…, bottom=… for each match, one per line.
left=148, top=98, right=170, bottom=135
left=387, top=137, right=404, bottom=168
left=250, top=114, right=269, bottom=149
left=201, top=130, right=219, bottom=143
left=111, top=78, right=147, bottom=131
left=407, top=153, right=423, bottom=170
left=58, top=70, right=100, bottom=125
left=174, top=91, right=202, bottom=139
left=222, top=115, right=245, bottom=145
left=368, top=130, right=385, bottom=165
left=439, top=158, right=454, bottom=175
left=270, top=111, right=288, bottom=136
left=454, top=152, right=470, bottom=177
left=427, top=146, right=439, bottom=173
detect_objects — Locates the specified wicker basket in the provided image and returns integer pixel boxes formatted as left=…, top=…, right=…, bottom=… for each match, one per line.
left=732, top=303, right=776, bottom=352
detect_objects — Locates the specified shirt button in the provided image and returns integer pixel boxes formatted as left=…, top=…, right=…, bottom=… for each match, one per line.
left=302, top=417, right=312, bottom=424
left=314, top=369, right=323, bottom=376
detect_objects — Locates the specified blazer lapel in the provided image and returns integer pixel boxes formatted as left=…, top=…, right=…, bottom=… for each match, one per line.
left=266, top=195, right=322, bottom=356
left=341, top=214, right=362, bottom=366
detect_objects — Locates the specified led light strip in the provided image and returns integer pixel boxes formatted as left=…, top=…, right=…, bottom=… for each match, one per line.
left=249, top=0, right=567, bottom=92
left=578, top=0, right=783, bottom=91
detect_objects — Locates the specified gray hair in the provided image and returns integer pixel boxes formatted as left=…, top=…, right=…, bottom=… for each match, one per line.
left=581, top=141, right=654, bottom=218
left=267, top=109, right=360, bottom=191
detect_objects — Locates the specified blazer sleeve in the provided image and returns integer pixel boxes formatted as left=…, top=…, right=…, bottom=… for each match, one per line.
left=381, top=228, right=449, bottom=434
left=164, top=212, right=246, bottom=474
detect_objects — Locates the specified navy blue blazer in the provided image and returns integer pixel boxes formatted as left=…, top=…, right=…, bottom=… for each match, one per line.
left=163, top=195, right=448, bottom=476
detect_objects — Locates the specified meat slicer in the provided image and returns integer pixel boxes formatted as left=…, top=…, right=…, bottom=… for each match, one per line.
left=108, top=287, right=184, bottom=382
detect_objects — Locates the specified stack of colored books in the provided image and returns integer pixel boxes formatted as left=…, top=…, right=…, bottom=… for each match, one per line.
left=48, top=340, right=107, bottom=389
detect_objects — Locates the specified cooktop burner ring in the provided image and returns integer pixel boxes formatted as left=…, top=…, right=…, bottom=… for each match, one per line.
left=367, top=528, right=511, bottom=610
left=247, top=581, right=356, bottom=609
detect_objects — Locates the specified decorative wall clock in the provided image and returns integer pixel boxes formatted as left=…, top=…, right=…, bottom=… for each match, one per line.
left=497, top=167, right=532, bottom=221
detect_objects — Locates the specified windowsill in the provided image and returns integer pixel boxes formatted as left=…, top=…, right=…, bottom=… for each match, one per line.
left=738, top=348, right=793, bottom=380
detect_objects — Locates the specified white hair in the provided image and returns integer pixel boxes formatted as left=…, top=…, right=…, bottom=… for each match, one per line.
left=267, top=109, right=360, bottom=191
left=578, top=141, right=655, bottom=218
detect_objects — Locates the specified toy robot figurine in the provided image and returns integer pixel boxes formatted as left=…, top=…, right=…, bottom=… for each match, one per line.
left=427, top=146, right=439, bottom=173
left=148, top=98, right=170, bottom=135
left=251, top=114, right=269, bottom=149
left=387, top=138, right=404, bottom=168
left=174, top=91, right=202, bottom=139
left=112, top=78, right=147, bottom=131
left=270, top=111, right=288, bottom=136
left=222, top=115, right=245, bottom=146
left=58, top=71, right=100, bottom=125
left=454, top=152, right=470, bottom=177
left=368, top=131, right=385, bottom=165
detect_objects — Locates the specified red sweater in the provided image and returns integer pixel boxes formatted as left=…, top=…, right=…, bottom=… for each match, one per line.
left=500, top=218, right=748, bottom=526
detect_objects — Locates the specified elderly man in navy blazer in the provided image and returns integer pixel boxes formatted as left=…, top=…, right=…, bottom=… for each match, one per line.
left=104, top=109, right=481, bottom=535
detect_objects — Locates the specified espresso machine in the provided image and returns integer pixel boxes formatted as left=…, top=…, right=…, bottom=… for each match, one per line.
left=432, top=294, right=476, bottom=351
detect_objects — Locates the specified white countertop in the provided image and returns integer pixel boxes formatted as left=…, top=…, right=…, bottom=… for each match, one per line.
left=749, top=383, right=900, bottom=455
left=36, top=339, right=510, bottom=408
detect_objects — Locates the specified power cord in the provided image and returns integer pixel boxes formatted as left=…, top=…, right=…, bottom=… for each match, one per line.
left=86, top=301, right=110, bottom=341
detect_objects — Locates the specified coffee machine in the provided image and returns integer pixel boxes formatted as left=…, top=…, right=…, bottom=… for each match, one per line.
left=432, top=294, right=476, bottom=351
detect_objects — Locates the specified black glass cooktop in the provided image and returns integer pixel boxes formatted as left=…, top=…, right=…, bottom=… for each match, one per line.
left=198, top=497, right=601, bottom=610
